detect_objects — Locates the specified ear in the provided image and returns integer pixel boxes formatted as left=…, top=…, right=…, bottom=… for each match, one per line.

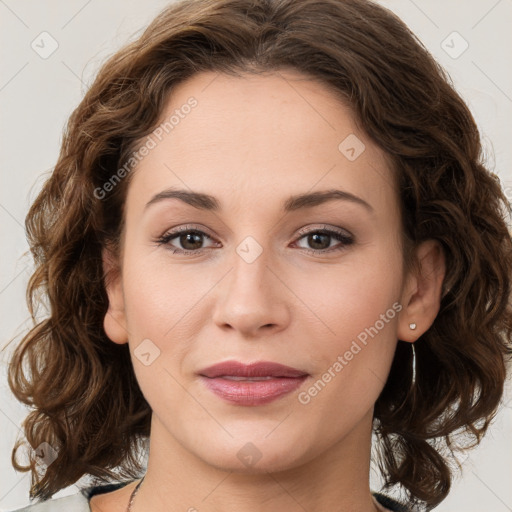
left=102, top=245, right=129, bottom=345
left=397, top=239, right=446, bottom=342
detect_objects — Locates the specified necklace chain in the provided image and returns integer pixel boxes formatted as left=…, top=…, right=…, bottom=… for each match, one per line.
left=126, top=476, right=145, bottom=512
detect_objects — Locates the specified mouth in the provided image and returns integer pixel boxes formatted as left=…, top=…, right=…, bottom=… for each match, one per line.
left=198, top=360, right=309, bottom=406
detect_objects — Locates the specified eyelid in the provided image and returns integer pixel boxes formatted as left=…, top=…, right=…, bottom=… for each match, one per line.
left=159, top=223, right=353, bottom=243
left=295, top=223, right=353, bottom=238
left=163, top=223, right=216, bottom=238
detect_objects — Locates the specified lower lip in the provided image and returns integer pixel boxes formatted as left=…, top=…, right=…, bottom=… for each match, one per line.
left=199, top=376, right=308, bottom=406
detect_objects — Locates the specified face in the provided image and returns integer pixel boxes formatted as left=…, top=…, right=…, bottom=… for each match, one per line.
left=104, top=69, right=417, bottom=473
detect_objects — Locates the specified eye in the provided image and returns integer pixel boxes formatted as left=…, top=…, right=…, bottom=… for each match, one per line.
left=293, top=226, right=354, bottom=254
left=155, top=225, right=218, bottom=254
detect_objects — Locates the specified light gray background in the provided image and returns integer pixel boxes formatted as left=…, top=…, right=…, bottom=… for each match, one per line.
left=1, top=1, right=511, bottom=510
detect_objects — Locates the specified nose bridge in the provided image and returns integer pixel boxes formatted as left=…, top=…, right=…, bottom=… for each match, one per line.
left=233, top=235, right=269, bottom=293
left=211, top=232, right=289, bottom=335
left=228, top=233, right=274, bottom=307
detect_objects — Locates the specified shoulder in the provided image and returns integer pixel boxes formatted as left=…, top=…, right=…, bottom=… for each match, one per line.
left=7, top=492, right=89, bottom=512
left=7, top=481, right=134, bottom=512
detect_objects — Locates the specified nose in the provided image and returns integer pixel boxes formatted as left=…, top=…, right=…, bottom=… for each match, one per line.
left=211, top=248, right=290, bottom=338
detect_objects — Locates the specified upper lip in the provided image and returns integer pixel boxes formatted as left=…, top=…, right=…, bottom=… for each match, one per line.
left=198, top=360, right=309, bottom=378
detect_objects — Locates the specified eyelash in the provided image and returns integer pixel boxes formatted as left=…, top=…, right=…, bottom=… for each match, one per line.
left=154, top=224, right=354, bottom=256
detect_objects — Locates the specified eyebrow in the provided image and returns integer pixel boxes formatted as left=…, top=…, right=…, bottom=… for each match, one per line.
left=144, top=188, right=374, bottom=213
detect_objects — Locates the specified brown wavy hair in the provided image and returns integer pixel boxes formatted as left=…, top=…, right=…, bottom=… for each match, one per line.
left=7, top=0, right=512, bottom=509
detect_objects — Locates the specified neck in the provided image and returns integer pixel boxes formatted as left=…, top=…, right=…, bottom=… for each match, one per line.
left=133, top=409, right=380, bottom=512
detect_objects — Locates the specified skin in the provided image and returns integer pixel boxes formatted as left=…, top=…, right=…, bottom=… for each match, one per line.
left=93, top=69, right=445, bottom=512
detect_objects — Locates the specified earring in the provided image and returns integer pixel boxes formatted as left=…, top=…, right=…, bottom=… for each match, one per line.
left=411, top=343, right=417, bottom=386
left=409, top=322, right=417, bottom=330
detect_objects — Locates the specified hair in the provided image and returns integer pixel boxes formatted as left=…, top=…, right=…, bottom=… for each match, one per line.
left=7, top=0, right=512, bottom=509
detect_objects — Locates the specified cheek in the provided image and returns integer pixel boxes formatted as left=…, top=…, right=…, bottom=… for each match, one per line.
left=295, top=244, right=402, bottom=401
left=120, top=253, right=200, bottom=412
left=306, top=247, right=401, bottom=344
left=121, top=249, right=207, bottom=339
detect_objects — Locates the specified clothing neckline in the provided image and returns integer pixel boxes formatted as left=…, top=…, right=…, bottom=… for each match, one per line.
left=83, top=480, right=133, bottom=511
left=373, top=494, right=392, bottom=512
left=82, top=480, right=409, bottom=511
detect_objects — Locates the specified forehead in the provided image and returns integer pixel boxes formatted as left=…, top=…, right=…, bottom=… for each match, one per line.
left=125, top=70, right=398, bottom=218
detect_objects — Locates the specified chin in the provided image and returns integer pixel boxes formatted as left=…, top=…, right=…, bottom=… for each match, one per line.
left=189, top=429, right=314, bottom=474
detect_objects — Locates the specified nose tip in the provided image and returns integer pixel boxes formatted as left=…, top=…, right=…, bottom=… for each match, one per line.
left=211, top=259, right=289, bottom=338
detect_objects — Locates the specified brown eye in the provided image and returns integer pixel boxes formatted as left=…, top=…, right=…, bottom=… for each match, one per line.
left=156, top=227, right=217, bottom=254
left=294, top=229, right=354, bottom=254
left=177, top=231, right=204, bottom=251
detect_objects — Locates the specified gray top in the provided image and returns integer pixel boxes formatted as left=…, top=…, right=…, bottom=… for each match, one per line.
left=8, top=480, right=410, bottom=511
left=9, top=491, right=91, bottom=512
left=8, top=481, right=132, bottom=512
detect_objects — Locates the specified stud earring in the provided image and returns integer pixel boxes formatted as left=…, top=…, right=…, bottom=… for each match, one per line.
left=409, top=322, right=417, bottom=330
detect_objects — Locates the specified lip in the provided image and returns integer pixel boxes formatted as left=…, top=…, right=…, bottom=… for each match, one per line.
left=198, top=360, right=309, bottom=406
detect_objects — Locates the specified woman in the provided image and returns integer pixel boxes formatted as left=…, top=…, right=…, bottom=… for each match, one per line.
left=7, top=0, right=512, bottom=511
